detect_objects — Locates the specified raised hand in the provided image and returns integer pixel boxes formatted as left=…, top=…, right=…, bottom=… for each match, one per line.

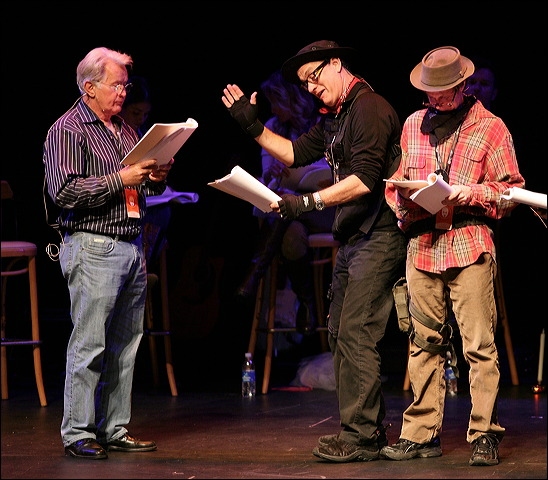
left=222, top=84, right=264, bottom=138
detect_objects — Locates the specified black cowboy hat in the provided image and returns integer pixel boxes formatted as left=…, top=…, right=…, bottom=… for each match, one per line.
left=281, top=40, right=358, bottom=84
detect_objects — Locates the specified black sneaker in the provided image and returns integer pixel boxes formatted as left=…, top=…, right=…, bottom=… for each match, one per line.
left=319, top=424, right=389, bottom=448
left=469, top=434, right=499, bottom=466
left=318, top=433, right=338, bottom=446
left=380, top=436, right=442, bottom=460
left=313, top=436, right=380, bottom=462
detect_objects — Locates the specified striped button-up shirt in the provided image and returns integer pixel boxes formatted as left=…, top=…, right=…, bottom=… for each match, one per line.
left=385, top=100, right=524, bottom=273
left=43, top=99, right=165, bottom=237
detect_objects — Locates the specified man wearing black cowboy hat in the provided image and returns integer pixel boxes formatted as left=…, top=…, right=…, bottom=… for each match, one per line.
left=384, top=46, right=524, bottom=466
left=222, top=40, right=406, bottom=462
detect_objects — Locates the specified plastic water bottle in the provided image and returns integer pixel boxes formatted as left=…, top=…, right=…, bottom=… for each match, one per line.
left=242, top=352, right=256, bottom=397
left=444, top=351, right=458, bottom=396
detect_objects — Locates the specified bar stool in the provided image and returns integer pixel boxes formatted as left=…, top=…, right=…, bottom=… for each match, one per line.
left=308, top=233, right=340, bottom=352
left=144, top=243, right=178, bottom=396
left=1, top=241, right=47, bottom=406
left=248, top=232, right=340, bottom=394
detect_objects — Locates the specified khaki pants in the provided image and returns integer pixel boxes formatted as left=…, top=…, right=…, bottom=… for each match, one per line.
left=401, top=253, right=505, bottom=444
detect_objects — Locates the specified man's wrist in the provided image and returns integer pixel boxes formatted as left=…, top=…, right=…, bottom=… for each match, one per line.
left=313, top=191, right=325, bottom=211
left=247, top=120, right=264, bottom=138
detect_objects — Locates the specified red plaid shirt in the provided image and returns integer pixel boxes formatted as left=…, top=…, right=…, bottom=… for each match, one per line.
left=385, top=101, right=524, bottom=273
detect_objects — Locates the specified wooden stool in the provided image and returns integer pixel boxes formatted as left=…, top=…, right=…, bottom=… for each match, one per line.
left=308, top=233, right=340, bottom=351
left=1, top=241, right=47, bottom=406
left=144, top=243, right=178, bottom=396
left=248, top=233, right=339, bottom=394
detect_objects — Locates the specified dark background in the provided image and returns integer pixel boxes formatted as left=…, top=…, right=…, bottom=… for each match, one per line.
left=2, top=2, right=546, bottom=392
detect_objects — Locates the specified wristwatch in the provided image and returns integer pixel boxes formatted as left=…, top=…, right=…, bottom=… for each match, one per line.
left=313, top=192, right=325, bottom=211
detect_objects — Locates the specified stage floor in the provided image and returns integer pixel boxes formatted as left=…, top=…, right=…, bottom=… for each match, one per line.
left=1, top=373, right=546, bottom=479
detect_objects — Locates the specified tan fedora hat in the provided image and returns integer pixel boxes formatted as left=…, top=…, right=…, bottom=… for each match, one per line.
left=410, top=46, right=474, bottom=92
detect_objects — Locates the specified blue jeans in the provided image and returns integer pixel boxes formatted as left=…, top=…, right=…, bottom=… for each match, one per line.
left=327, top=228, right=406, bottom=445
left=59, top=231, right=147, bottom=446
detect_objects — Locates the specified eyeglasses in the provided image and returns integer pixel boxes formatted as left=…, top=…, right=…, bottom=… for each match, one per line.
left=423, top=87, right=458, bottom=109
left=300, top=60, right=329, bottom=90
left=96, top=82, right=133, bottom=94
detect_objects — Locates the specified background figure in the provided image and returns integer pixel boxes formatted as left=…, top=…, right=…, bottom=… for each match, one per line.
left=383, top=46, right=524, bottom=467
left=120, top=75, right=170, bottom=266
left=120, top=75, right=153, bottom=136
left=464, top=56, right=498, bottom=111
left=236, top=70, right=335, bottom=334
left=43, top=47, right=171, bottom=459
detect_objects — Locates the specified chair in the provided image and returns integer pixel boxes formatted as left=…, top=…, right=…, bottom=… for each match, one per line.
left=1, top=180, right=47, bottom=406
left=247, top=232, right=340, bottom=394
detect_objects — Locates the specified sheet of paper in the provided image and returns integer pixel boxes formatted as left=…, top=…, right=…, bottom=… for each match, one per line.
left=384, top=178, right=428, bottom=190
left=207, top=165, right=282, bottom=213
left=121, top=118, right=198, bottom=166
left=386, top=174, right=453, bottom=214
left=501, top=187, right=547, bottom=209
left=409, top=173, right=454, bottom=214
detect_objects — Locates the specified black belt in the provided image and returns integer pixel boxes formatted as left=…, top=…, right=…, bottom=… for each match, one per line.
left=405, top=213, right=494, bottom=238
left=66, top=230, right=140, bottom=243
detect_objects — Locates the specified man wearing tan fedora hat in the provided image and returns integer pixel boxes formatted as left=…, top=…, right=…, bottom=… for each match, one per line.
left=384, top=46, right=525, bottom=466
left=222, top=40, right=406, bottom=462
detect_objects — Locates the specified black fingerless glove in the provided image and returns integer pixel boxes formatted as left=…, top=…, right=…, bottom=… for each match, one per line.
left=279, top=193, right=314, bottom=220
left=228, top=96, right=264, bottom=138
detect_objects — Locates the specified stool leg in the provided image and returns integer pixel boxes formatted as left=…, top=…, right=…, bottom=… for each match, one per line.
left=1, top=344, right=7, bottom=401
left=248, top=276, right=265, bottom=356
left=494, top=266, right=519, bottom=385
left=145, top=282, right=160, bottom=388
left=262, top=260, right=278, bottom=395
left=312, top=252, right=329, bottom=352
left=159, top=247, right=177, bottom=396
left=1, top=274, right=9, bottom=401
left=28, top=255, right=47, bottom=407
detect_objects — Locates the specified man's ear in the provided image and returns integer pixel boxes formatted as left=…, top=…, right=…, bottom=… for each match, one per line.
left=83, top=81, right=95, bottom=98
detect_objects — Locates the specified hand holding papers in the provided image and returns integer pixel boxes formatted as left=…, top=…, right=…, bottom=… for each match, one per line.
left=385, top=173, right=454, bottom=214
left=207, top=165, right=282, bottom=213
left=121, top=118, right=198, bottom=166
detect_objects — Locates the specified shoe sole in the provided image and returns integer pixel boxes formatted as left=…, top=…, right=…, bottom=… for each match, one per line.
left=313, top=446, right=379, bottom=462
left=107, top=445, right=157, bottom=452
left=65, top=449, right=108, bottom=460
left=318, top=435, right=388, bottom=448
left=469, top=457, right=499, bottom=466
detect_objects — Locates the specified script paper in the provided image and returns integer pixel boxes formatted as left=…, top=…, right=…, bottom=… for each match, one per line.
left=207, top=165, right=282, bottom=213
left=121, top=118, right=198, bottom=166
left=501, top=187, right=547, bottom=209
left=385, top=173, right=454, bottom=214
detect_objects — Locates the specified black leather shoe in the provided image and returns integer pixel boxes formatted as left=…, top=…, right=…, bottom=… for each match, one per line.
left=65, top=438, right=108, bottom=459
left=107, top=434, right=157, bottom=452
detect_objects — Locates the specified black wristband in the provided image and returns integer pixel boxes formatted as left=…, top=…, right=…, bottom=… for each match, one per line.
left=247, top=120, right=264, bottom=138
